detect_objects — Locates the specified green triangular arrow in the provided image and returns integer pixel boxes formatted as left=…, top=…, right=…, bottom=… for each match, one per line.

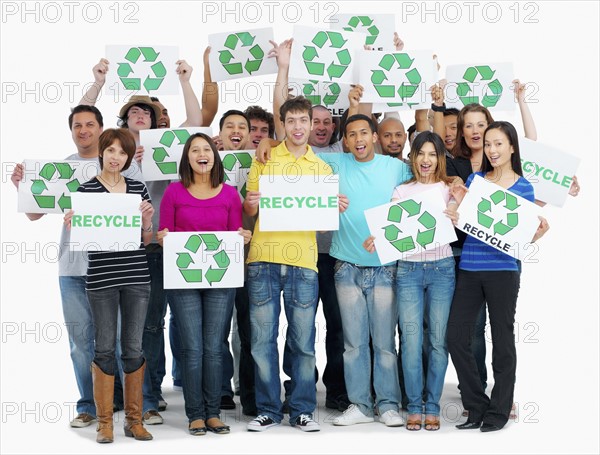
left=124, top=47, right=141, bottom=64
left=144, top=77, right=163, bottom=92
left=213, top=250, right=231, bottom=268
left=416, top=228, right=436, bottom=248
left=55, top=162, right=75, bottom=179
left=180, top=269, right=202, bottom=283
left=391, top=236, right=416, bottom=252
left=383, top=224, right=401, bottom=241
left=58, top=193, right=71, bottom=211
left=184, top=235, right=202, bottom=254
left=398, top=199, right=420, bottom=217
left=140, top=47, right=159, bottom=61
left=200, top=234, right=221, bottom=251
left=177, top=252, right=194, bottom=268
left=205, top=267, right=227, bottom=285
left=39, top=163, right=56, bottom=181
left=151, top=61, right=167, bottom=78
left=31, top=180, right=48, bottom=195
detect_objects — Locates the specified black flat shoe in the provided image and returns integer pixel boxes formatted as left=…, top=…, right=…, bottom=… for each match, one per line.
left=207, top=424, right=231, bottom=434
left=189, top=420, right=207, bottom=436
left=456, top=421, right=482, bottom=430
left=480, top=423, right=501, bottom=432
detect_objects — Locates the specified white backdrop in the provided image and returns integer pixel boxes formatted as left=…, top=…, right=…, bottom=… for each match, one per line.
left=1, top=1, right=598, bottom=454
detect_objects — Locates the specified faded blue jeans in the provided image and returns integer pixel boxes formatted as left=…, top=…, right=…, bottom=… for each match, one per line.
left=168, top=288, right=235, bottom=422
left=396, top=257, right=455, bottom=416
left=248, top=262, right=318, bottom=424
left=334, top=261, right=400, bottom=416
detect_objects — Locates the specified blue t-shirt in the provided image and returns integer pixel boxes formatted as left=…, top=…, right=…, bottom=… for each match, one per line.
left=459, top=172, right=535, bottom=272
left=319, top=153, right=412, bottom=266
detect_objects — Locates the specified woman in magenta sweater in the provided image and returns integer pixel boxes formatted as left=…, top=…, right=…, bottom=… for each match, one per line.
left=158, top=133, right=251, bottom=435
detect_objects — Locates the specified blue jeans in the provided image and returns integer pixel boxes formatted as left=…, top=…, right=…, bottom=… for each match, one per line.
left=142, top=250, right=168, bottom=404
left=334, top=261, right=400, bottom=416
left=170, top=313, right=182, bottom=382
left=87, top=284, right=150, bottom=375
left=59, top=276, right=96, bottom=416
left=168, top=288, right=235, bottom=422
left=396, top=257, right=455, bottom=416
left=248, top=262, right=318, bottom=424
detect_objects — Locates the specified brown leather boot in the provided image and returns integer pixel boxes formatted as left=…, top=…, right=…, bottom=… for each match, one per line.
left=123, top=361, right=153, bottom=441
left=91, top=362, right=114, bottom=443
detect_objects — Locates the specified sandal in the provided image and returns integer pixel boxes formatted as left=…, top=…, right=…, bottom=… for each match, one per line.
left=206, top=417, right=230, bottom=435
left=424, top=416, right=440, bottom=431
left=188, top=419, right=207, bottom=436
left=406, top=414, right=422, bottom=431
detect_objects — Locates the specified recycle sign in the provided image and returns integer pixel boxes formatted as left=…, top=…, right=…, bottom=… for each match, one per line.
left=371, top=53, right=422, bottom=102
left=219, top=32, right=265, bottom=76
left=477, top=190, right=520, bottom=235
left=343, top=16, right=379, bottom=46
left=221, top=152, right=253, bottom=198
left=382, top=199, right=436, bottom=253
left=456, top=66, right=503, bottom=108
left=303, top=31, right=351, bottom=80
left=152, top=129, right=191, bottom=175
left=117, top=47, right=166, bottom=93
left=31, top=162, right=79, bottom=211
left=302, top=80, right=341, bottom=107
left=176, top=234, right=231, bottom=285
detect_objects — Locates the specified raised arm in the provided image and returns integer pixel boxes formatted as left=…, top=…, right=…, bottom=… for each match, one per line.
left=79, top=58, right=109, bottom=106
left=201, top=46, right=219, bottom=127
left=513, top=79, right=537, bottom=141
left=270, top=38, right=293, bottom=140
left=431, top=82, right=446, bottom=138
left=176, top=60, right=202, bottom=127
left=347, top=84, right=363, bottom=118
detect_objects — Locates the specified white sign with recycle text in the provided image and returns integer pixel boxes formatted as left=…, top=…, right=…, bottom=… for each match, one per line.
left=457, top=175, right=542, bottom=260
left=140, top=128, right=213, bottom=181
left=105, top=45, right=180, bottom=96
left=163, top=231, right=244, bottom=289
left=69, top=192, right=143, bottom=251
left=17, top=159, right=100, bottom=214
left=208, top=28, right=278, bottom=81
left=364, top=187, right=457, bottom=264
left=519, top=137, right=580, bottom=207
left=258, top=175, right=339, bottom=231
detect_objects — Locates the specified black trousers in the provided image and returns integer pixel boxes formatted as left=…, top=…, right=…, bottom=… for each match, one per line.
left=447, top=270, right=519, bottom=428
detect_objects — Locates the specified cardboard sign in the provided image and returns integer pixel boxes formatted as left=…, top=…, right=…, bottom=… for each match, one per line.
left=163, top=231, right=244, bottom=289
left=289, top=78, right=352, bottom=117
left=520, top=137, right=581, bottom=207
left=105, top=45, right=180, bottom=96
left=208, top=28, right=278, bottom=81
left=457, top=175, right=542, bottom=259
left=364, top=187, right=457, bottom=263
left=330, top=14, right=396, bottom=51
left=140, top=127, right=213, bottom=181
left=218, top=149, right=255, bottom=201
left=17, top=160, right=100, bottom=214
left=69, top=192, right=143, bottom=251
left=258, top=175, right=339, bottom=231
left=444, top=62, right=514, bottom=111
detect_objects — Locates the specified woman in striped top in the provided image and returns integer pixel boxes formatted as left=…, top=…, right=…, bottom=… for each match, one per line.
left=447, top=121, right=549, bottom=432
left=65, top=128, right=154, bottom=443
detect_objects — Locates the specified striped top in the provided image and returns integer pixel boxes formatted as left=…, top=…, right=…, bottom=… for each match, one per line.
left=459, top=172, right=535, bottom=272
left=77, top=177, right=151, bottom=291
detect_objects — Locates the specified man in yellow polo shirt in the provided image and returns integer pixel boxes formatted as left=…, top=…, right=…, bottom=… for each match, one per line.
left=243, top=97, right=333, bottom=433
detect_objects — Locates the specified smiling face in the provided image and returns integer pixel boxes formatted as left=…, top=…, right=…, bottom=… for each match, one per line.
left=462, top=111, right=489, bottom=152
left=308, top=107, right=335, bottom=148
left=378, top=118, right=407, bottom=157
left=249, top=119, right=270, bottom=149
left=188, top=137, right=215, bottom=176
left=154, top=100, right=170, bottom=129
left=443, top=114, right=458, bottom=151
left=344, top=119, right=377, bottom=162
left=284, top=109, right=312, bottom=148
left=484, top=128, right=514, bottom=170
left=220, top=114, right=249, bottom=150
left=414, top=141, right=438, bottom=183
left=71, top=112, right=102, bottom=154
left=101, top=139, right=128, bottom=173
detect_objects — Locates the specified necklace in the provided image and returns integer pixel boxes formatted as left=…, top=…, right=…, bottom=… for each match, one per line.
left=98, top=173, right=122, bottom=189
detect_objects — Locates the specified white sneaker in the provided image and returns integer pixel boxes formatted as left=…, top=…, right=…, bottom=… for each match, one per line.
left=143, top=410, right=164, bottom=425
left=332, top=404, right=374, bottom=426
left=247, top=415, right=279, bottom=432
left=379, top=409, right=405, bottom=427
left=294, top=414, right=320, bottom=432
left=69, top=413, right=96, bottom=428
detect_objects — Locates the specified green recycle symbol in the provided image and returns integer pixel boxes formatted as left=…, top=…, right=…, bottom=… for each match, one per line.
left=176, top=234, right=231, bottom=285
left=343, top=16, right=380, bottom=46
left=382, top=199, right=437, bottom=253
left=456, top=66, right=503, bottom=108
left=31, top=163, right=79, bottom=211
left=153, top=130, right=191, bottom=175
left=477, top=190, right=520, bottom=236
left=303, top=31, right=351, bottom=80
left=371, top=53, right=422, bottom=105
left=302, top=80, right=341, bottom=107
left=117, top=47, right=166, bottom=92
left=218, top=32, right=265, bottom=75
left=222, top=152, right=253, bottom=198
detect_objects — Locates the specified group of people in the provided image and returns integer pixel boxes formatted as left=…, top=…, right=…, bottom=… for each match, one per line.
left=12, top=35, right=579, bottom=442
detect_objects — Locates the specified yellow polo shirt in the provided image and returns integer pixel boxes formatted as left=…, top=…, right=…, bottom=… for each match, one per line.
left=246, top=141, right=333, bottom=272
